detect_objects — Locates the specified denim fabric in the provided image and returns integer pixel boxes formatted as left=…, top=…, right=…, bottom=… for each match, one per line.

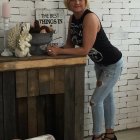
left=90, top=57, right=123, bottom=135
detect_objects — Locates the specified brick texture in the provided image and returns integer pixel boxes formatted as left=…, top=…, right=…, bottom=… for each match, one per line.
left=0, top=0, right=140, bottom=137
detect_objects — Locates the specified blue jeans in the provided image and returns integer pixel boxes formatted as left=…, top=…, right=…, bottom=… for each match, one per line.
left=90, top=57, right=123, bottom=135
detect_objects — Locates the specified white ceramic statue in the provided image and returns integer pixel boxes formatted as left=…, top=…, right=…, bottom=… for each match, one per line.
left=7, top=22, right=32, bottom=57
left=15, top=23, right=32, bottom=57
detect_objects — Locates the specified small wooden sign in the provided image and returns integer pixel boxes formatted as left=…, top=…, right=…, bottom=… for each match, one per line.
left=36, top=9, right=65, bottom=45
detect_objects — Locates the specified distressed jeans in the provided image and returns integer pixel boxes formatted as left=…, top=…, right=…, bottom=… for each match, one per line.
left=90, top=57, right=123, bottom=135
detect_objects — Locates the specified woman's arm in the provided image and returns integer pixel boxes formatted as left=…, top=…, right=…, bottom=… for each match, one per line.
left=63, top=15, right=74, bottom=48
left=47, top=13, right=100, bottom=56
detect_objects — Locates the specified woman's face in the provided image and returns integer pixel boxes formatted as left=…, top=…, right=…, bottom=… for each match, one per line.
left=68, top=0, right=86, bottom=13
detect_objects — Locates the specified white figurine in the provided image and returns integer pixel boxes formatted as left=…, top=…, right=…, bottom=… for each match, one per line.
left=7, top=22, right=32, bottom=57
left=7, top=23, right=21, bottom=53
left=15, top=23, right=32, bottom=57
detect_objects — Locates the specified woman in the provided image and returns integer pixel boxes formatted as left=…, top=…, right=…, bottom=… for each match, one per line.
left=46, top=0, right=123, bottom=140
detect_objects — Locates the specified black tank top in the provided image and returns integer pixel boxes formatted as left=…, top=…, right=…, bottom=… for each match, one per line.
left=70, top=9, right=122, bottom=65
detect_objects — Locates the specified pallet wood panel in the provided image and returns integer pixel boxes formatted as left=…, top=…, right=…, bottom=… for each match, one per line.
left=0, top=56, right=86, bottom=71
left=37, top=95, right=46, bottom=135
left=54, top=67, right=65, bottom=94
left=0, top=55, right=86, bottom=140
left=45, top=94, right=56, bottom=135
left=28, top=97, right=37, bottom=138
left=39, top=69, right=51, bottom=95
left=28, top=70, right=39, bottom=97
left=54, top=94, right=64, bottom=140
left=64, top=66, right=85, bottom=140
left=16, top=70, right=28, bottom=98
left=74, top=66, right=84, bottom=139
left=0, top=72, right=4, bottom=140
left=49, top=69, right=55, bottom=94
left=17, top=98, right=28, bottom=139
left=64, top=66, right=75, bottom=140
left=3, top=71, right=17, bottom=140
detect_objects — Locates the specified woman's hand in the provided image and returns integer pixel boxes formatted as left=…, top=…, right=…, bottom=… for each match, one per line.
left=46, top=44, right=61, bottom=56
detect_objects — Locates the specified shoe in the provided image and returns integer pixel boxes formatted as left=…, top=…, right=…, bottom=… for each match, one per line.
left=103, top=132, right=117, bottom=140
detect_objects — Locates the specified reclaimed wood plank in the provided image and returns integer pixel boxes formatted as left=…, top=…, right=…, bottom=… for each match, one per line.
left=0, top=55, right=85, bottom=62
left=28, top=70, right=39, bottom=96
left=28, top=97, right=37, bottom=138
left=54, top=68, right=64, bottom=94
left=0, top=56, right=86, bottom=72
left=0, top=72, right=4, bottom=140
left=64, top=66, right=85, bottom=140
left=64, top=67, right=75, bottom=140
left=39, top=69, right=50, bottom=95
left=0, top=55, right=86, bottom=140
left=45, top=95, right=56, bottom=136
left=74, top=66, right=85, bottom=140
left=17, top=98, right=28, bottom=139
left=16, top=70, right=28, bottom=98
left=55, top=94, right=64, bottom=140
left=3, top=71, right=17, bottom=140
left=49, top=69, right=55, bottom=94
left=37, top=95, right=46, bottom=135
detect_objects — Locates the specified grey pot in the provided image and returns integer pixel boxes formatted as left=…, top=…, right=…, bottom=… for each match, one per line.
left=30, top=32, right=53, bottom=55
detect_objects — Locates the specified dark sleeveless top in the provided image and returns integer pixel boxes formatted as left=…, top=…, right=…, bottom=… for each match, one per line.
left=70, top=9, right=122, bottom=65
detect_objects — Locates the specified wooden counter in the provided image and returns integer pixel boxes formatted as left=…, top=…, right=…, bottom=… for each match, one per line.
left=0, top=55, right=86, bottom=140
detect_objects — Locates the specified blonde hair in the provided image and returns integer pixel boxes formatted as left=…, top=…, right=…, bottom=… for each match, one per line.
left=64, top=0, right=89, bottom=10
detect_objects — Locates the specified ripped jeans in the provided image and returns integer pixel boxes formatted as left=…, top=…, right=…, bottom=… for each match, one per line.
left=90, top=57, right=123, bottom=135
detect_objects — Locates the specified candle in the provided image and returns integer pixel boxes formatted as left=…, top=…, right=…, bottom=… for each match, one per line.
left=2, top=1, right=10, bottom=18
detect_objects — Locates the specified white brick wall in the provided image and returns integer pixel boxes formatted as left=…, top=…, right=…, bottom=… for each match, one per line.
left=0, top=0, right=140, bottom=137
left=85, top=0, right=140, bottom=137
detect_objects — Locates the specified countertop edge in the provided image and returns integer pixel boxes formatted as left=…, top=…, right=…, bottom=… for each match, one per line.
left=0, top=56, right=87, bottom=71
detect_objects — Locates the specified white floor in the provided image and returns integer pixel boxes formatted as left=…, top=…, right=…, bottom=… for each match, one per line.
left=84, top=127, right=140, bottom=140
